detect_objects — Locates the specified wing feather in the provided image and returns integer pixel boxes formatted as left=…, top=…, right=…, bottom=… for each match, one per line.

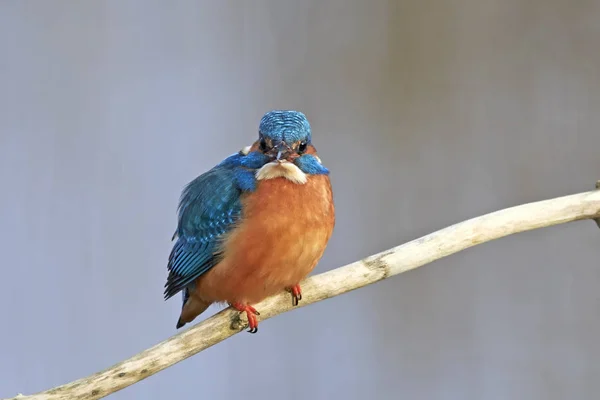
left=164, top=151, right=270, bottom=301
left=163, top=167, right=243, bottom=300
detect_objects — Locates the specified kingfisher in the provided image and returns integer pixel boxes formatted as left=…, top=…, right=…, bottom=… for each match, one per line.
left=164, top=110, right=335, bottom=333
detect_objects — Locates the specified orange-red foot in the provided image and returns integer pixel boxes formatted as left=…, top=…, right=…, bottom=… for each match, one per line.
left=286, top=284, right=302, bottom=306
left=231, top=303, right=260, bottom=334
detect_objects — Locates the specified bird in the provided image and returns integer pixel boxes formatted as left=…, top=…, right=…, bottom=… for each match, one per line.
left=164, top=110, right=335, bottom=333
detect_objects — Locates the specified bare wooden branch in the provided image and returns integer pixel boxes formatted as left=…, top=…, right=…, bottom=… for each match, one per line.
left=594, top=180, right=600, bottom=228
left=5, top=188, right=600, bottom=400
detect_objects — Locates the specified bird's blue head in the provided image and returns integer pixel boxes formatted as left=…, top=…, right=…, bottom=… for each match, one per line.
left=259, top=110, right=312, bottom=145
left=227, top=110, right=328, bottom=183
left=251, top=110, right=328, bottom=181
left=254, top=110, right=319, bottom=162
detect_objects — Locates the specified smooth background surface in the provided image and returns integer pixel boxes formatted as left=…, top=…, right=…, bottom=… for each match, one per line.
left=1, top=1, right=599, bottom=399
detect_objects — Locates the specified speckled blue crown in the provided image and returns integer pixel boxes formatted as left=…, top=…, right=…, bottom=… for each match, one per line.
left=258, top=110, right=312, bottom=143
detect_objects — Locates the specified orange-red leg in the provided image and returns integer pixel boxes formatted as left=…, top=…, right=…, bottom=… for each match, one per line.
left=286, top=284, right=302, bottom=306
left=231, top=302, right=260, bottom=334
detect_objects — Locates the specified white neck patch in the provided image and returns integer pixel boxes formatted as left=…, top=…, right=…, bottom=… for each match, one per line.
left=256, top=162, right=308, bottom=184
left=240, top=145, right=252, bottom=155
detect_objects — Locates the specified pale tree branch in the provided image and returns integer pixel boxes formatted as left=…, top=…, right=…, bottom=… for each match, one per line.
left=5, top=187, right=600, bottom=400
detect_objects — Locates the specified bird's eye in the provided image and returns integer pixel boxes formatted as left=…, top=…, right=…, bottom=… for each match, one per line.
left=298, top=141, right=307, bottom=154
left=259, top=139, right=268, bottom=152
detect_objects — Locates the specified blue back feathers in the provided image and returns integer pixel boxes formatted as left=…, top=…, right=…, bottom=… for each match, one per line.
left=164, top=110, right=327, bottom=302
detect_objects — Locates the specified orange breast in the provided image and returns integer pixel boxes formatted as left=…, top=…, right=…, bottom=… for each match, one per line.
left=195, top=174, right=335, bottom=305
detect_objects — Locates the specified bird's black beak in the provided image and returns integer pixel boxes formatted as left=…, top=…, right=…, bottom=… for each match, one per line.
left=271, top=142, right=293, bottom=162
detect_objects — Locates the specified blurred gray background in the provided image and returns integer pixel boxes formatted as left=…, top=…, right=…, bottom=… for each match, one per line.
left=1, top=1, right=599, bottom=399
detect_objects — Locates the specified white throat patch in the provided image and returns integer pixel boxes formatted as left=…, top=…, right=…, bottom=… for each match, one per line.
left=256, top=162, right=307, bottom=184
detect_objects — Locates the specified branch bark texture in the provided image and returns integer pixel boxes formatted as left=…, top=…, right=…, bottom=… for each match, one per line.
left=6, top=189, right=600, bottom=400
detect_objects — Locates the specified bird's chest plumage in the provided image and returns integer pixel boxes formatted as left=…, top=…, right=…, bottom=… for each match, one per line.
left=196, top=174, right=335, bottom=304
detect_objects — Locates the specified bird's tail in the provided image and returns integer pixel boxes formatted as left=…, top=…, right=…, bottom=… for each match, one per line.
left=176, top=294, right=212, bottom=329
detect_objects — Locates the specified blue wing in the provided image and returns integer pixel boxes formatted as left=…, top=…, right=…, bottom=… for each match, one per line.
left=163, top=151, right=268, bottom=301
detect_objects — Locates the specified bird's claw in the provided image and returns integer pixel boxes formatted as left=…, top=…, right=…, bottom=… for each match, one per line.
left=286, top=284, right=303, bottom=306
left=231, top=303, right=260, bottom=333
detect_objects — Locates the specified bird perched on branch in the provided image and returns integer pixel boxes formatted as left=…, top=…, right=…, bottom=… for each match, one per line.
left=164, top=110, right=335, bottom=333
